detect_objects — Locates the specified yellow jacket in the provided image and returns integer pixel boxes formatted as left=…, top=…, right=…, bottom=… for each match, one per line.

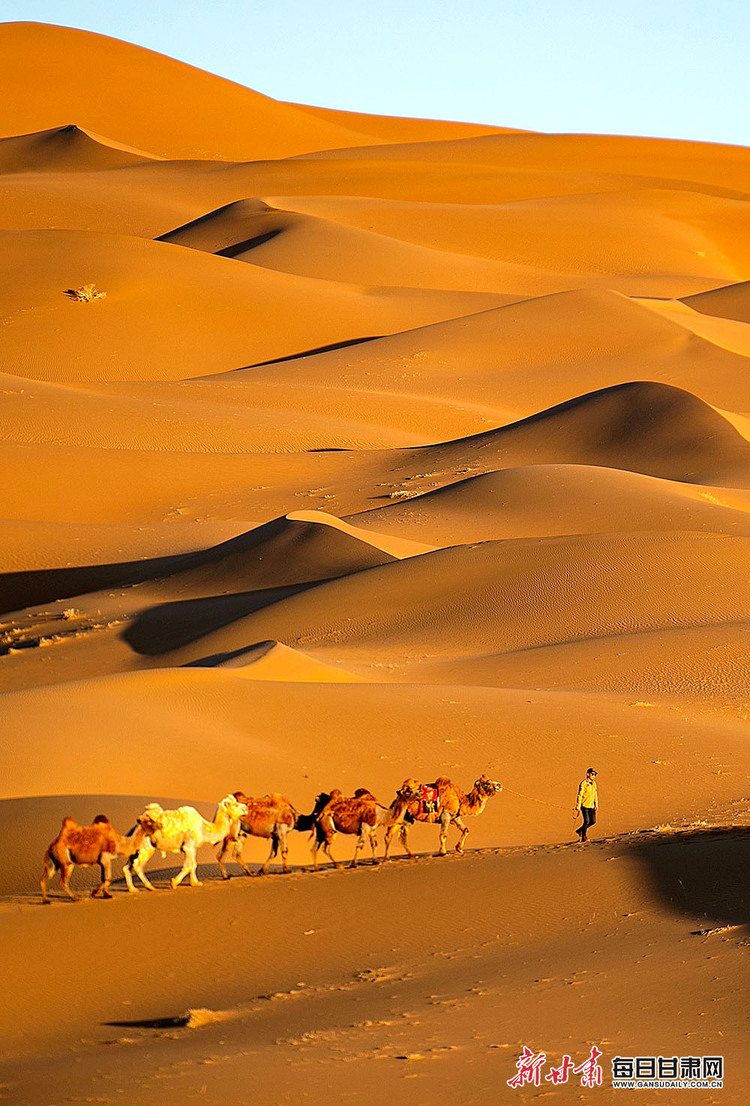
left=575, top=778, right=598, bottom=810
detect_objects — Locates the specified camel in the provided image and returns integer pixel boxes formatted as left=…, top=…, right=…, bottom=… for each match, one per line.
left=383, top=773, right=502, bottom=859
left=295, top=791, right=333, bottom=834
left=217, top=791, right=299, bottom=877
left=124, top=794, right=248, bottom=890
left=40, top=812, right=161, bottom=904
left=312, top=785, right=420, bottom=870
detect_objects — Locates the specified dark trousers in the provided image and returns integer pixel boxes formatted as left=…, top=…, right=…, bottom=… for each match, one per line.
left=576, top=807, right=596, bottom=840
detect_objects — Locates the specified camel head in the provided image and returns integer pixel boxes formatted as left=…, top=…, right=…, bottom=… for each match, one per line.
left=218, top=794, right=249, bottom=822
left=397, top=778, right=423, bottom=800
left=474, top=774, right=502, bottom=797
left=137, top=811, right=163, bottom=837
left=295, top=792, right=332, bottom=832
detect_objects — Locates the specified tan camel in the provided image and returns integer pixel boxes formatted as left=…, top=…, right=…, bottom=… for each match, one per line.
left=124, top=794, right=248, bottom=890
left=383, top=773, right=502, bottom=859
left=217, top=791, right=299, bottom=877
left=313, top=785, right=420, bottom=870
left=40, top=812, right=161, bottom=904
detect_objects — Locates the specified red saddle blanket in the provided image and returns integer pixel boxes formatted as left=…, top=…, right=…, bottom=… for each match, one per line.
left=419, top=785, right=439, bottom=816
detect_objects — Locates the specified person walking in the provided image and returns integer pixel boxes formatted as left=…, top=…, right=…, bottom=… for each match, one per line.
left=573, top=768, right=598, bottom=843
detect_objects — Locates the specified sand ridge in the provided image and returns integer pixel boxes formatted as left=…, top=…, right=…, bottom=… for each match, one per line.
left=1, top=21, right=749, bottom=1106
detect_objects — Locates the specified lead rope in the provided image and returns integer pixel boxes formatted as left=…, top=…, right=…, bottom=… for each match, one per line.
left=501, top=785, right=573, bottom=813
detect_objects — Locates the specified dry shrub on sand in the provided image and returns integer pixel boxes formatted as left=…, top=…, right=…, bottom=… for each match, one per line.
left=65, top=283, right=106, bottom=302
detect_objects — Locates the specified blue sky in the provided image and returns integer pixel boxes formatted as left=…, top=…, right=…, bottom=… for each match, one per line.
left=2, top=0, right=749, bottom=147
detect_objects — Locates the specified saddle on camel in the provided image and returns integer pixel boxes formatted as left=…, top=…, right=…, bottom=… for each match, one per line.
left=384, top=773, right=502, bottom=858
left=414, top=783, right=439, bottom=819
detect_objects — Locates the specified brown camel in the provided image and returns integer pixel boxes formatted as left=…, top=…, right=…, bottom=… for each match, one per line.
left=383, top=773, right=502, bottom=859
left=295, top=791, right=333, bottom=835
left=313, top=786, right=418, bottom=870
left=40, top=812, right=161, bottom=903
left=217, top=791, right=299, bottom=877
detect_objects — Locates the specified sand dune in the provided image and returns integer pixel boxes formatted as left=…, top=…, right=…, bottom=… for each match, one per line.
left=0, top=123, right=161, bottom=172
left=0, top=23, right=504, bottom=160
left=345, top=464, right=750, bottom=544
left=0, top=511, right=410, bottom=617
left=149, top=531, right=750, bottom=673
left=2, top=22, right=749, bottom=1106
left=234, top=288, right=750, bottom=416
left=207, top=638, right=367, bottom=682
left=0, top=229, right=506, bottom=382
left=159, top=197, right=538, bottom=293
left=406, top=381, right=750, bottom=486
left=683, top=278, right=750, bottom=322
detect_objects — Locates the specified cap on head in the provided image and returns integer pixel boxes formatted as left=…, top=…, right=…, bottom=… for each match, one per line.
left=587, top=768, right=597, bottom=776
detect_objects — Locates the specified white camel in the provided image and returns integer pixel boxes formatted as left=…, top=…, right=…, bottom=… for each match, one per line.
left=124, top=794, right=248, bottom=890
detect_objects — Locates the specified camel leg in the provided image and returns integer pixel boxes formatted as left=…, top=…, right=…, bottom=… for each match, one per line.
left=324, top=835, right=342, bottom=870
left=234, top=836, right=254, bottom=877
left=259, top=834, right=278, bottom=876
left=278, top=826, right=291, bottom=873
left=216, top=836, right=231, bottom=880
left=400, top=824, right=415, bottom=859
left=171, top=840, right=200, bottom=888
left=129, top=842, right=157, bottom=891
left=58, top=861, right=78, bottom=901
left=217, top=835, right=252, bottom=879
left=383, top=824, right=394, bottom=860
left=349, top=829, right=366, bottom=869
left=368, top=825, right=379, bottom=865
left=262, top=828, right=290, bottom=874
left=122, top=855, right=139, bottom=893
left=40, top=854, right=56, bottom=904
left=93, top=855, right=114, bottom=899
left=453, top=815, right=469, bottom=854
left=438, top=811, right=451, bottom=856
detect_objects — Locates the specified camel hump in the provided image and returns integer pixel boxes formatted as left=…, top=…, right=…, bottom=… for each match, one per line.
left=233, top=790, right=249, bottom=804
left=61, top=816, right=78, bottom=829
left=93, top=814, right=110, bottom=824
left=353, top=787, right=376, bottom=799
left=432, top=776, right=452, bottom=789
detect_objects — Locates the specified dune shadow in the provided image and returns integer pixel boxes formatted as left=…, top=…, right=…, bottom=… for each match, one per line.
left=123, top=583, right=310, bottom=656
left=0, top=517, right=312, bottom=618
left=246, top=334, right=382, bottom=368
left=0, top=557, right=180, bottom=618
left=215, top=229, right=281, bottom=257
left=183, top=642, right=275, bottom=668
left=628, top=826, right=750, bottom=928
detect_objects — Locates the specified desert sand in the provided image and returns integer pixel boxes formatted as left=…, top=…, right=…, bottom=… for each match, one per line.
left=0, top=21, right=748, bottom=1106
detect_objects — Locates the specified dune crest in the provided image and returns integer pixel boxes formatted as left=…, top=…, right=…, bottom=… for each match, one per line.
left=204, top=639, right=367, bottom=682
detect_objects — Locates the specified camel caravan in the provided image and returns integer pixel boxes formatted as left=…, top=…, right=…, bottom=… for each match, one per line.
left=40, top=773, right=502, bottom=903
